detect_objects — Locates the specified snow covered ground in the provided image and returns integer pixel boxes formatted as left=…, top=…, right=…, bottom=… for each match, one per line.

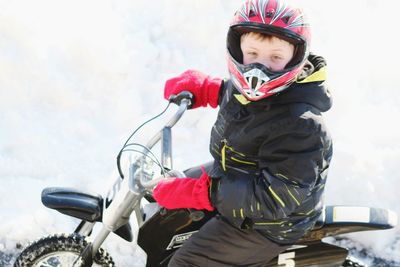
left=1, top=0, right=400, bottom=266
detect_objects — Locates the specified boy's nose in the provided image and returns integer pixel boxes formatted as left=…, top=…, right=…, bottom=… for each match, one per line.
left=255, top=59, right=271, bottom=69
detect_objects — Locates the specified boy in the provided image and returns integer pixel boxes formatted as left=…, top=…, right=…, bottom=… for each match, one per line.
left=153, top=0, right=332, bottom=266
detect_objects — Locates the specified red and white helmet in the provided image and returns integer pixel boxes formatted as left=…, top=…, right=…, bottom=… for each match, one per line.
left=227, top=0, right=311, bottom=101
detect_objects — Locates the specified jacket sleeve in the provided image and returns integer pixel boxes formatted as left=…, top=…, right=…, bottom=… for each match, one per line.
left=217, top=79, right=228, bottom=106
left=213, top=116, right=330, bottom=226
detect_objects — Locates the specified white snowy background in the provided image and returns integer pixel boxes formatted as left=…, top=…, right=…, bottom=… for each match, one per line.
left=1, top=0, right=400, bottom=266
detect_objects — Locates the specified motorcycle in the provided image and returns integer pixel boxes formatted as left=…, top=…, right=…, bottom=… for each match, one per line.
left=14, top=92, right=398, bottom=267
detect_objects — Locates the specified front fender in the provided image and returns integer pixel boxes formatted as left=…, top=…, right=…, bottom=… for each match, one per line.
left=42, top=187, right=133, bottom=242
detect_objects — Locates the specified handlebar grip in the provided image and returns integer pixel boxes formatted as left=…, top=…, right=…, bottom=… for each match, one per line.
left=169, top=91, right=194, bottom=109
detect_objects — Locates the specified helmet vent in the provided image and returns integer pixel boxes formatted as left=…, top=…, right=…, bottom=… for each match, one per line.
left=251, top=77, right=258, bottom=89
left=266, top=8, right=275, bottom=18
left=243, top=68, right=270, bottom=96
left=249, top=9, right=257, bottom=17
left=281, top=15, right=291, bottom=24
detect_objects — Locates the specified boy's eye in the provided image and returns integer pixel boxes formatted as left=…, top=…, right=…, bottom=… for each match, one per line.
left=247, top=52, right=258, bottom=57
left=271, top=55, right=283, bottom=61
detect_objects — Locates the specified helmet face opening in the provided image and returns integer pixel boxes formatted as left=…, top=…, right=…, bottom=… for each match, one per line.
left=226, top=0, right=311, bottom=101
left=228, top=23, right=307, bottom=70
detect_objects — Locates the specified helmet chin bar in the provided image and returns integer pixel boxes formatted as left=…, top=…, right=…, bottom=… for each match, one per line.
left=228, top=58, right=297, bottom=101
left=243, top=68, right=270, bottom=98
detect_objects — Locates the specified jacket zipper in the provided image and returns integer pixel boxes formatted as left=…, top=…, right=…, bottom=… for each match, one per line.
left=221, top=139, right=227, bottom=171
left=220, top=139, right=256, bottom=171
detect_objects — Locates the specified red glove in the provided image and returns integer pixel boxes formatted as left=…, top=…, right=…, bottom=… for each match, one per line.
left=164, top=70, right=222, bottom=108
left=153, top=168, right=214, bottom=211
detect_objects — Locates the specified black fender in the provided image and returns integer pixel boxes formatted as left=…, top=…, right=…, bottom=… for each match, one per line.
left=41, top=187, right=133, bottom=242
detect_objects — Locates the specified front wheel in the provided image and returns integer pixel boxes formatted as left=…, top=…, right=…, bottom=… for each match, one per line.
left=14, top=233, right=115, bottom=267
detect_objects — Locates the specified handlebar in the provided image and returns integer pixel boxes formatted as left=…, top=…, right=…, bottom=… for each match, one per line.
left=145, top=96, right=192, bottom=150
left=139, top=170, right=186, bottom=189
left=168, top=91, right=194, bottom=109
left=134, top=91, right=193, bottom=189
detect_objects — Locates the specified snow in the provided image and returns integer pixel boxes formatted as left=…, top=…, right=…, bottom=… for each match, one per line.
left=1, top=0, right=400, bottom=266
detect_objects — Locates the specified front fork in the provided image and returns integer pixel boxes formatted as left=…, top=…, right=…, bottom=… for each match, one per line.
left=74, top=164, right=144, bottom=266
left=75, top=221, right=96, bottom=236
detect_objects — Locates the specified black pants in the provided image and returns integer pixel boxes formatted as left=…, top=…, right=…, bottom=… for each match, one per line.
left=168, top=163, right=290, bottom=267
left=168, top=216, right=289, bottom=267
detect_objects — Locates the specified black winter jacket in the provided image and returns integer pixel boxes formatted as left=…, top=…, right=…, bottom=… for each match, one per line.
left=208, top=55, right=333, bottom=244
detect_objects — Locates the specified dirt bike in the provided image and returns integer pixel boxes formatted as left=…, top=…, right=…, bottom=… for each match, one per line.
left=14, top=92, right=398, bottom=267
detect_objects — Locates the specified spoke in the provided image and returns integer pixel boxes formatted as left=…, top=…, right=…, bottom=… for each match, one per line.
left=34, top=252, right=79, bottom=267
left=34, top=252, right=103, bottom=267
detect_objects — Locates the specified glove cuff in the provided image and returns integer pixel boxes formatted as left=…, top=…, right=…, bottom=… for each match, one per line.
left=205, top=77, right=223, bottom=108
left=193, top=170, right=214, bottom=211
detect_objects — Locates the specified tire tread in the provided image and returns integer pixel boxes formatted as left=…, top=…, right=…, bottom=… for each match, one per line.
left=14, top=233, right=115, bottom=267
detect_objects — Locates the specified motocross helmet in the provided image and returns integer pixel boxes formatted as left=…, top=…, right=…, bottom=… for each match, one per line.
left=227, top=0, right=311, bottom=101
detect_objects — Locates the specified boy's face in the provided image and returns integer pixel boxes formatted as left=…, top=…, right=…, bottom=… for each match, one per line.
left=240, top=33, right=295, bottom=72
